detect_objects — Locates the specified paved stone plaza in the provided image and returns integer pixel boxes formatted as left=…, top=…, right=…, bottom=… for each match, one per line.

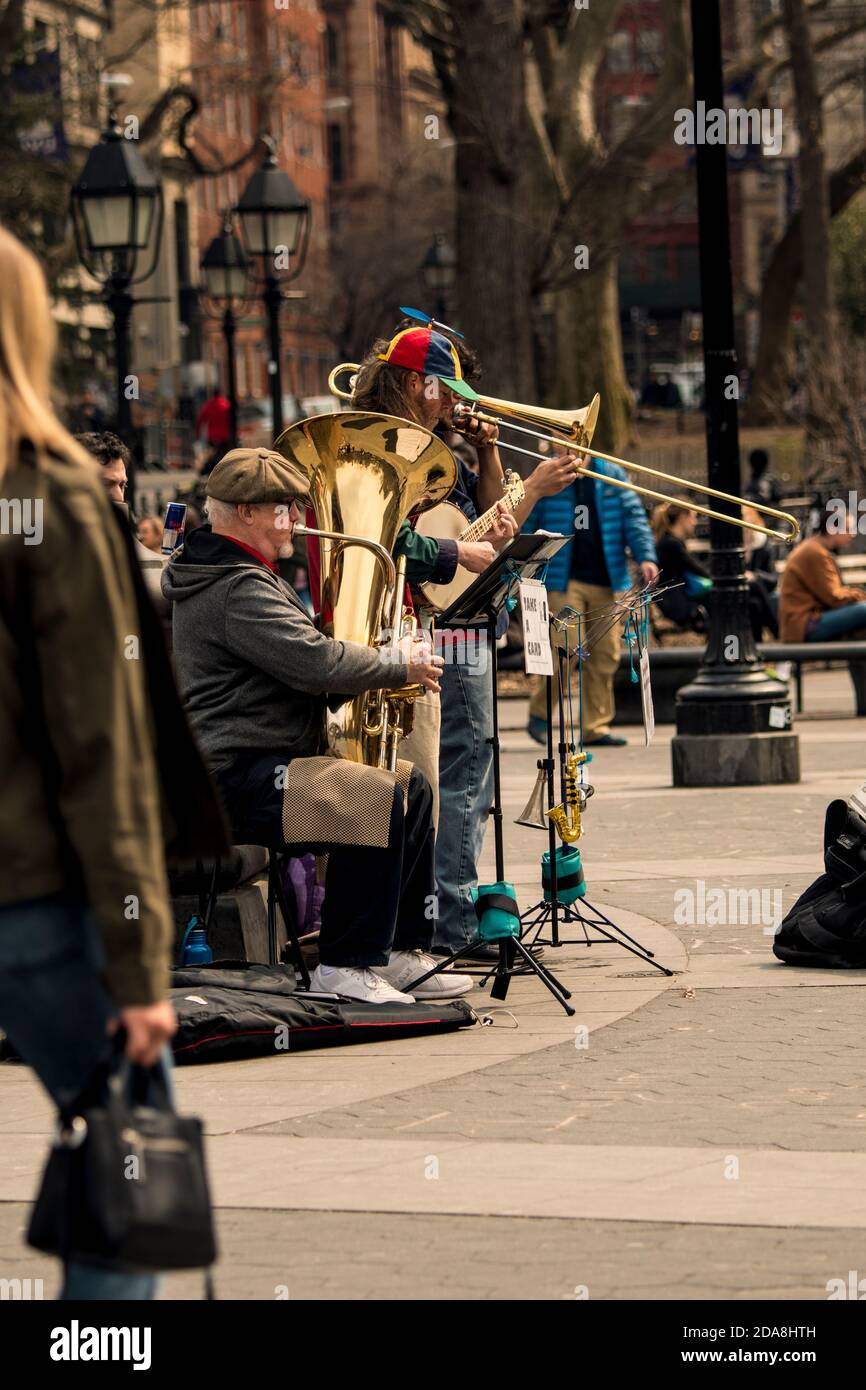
left=1, top=667, right=865, bottom=1300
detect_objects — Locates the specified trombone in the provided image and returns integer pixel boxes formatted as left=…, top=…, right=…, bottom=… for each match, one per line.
left=327, top=363, right=800, bottom=545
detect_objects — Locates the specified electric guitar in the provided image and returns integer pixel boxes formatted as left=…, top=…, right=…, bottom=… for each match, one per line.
left=414, top=469, right=526, bottom=612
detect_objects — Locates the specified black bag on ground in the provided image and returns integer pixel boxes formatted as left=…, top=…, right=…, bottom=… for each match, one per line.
left=28, top=1038, right=216, bottom=1270
left=773, top=795, right=866, bottom=968
left=171, top=963, right=475, bottom=1063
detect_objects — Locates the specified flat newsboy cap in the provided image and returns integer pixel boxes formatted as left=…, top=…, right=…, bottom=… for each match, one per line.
left=205, top=448, right=310, bottom=504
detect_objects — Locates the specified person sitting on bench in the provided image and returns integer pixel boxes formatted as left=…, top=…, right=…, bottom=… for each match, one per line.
left=779, top=510, right=866, bottom=642
left=652, top=504, right=711, bottom=631
left=162, top=448, right=473, bottom=1005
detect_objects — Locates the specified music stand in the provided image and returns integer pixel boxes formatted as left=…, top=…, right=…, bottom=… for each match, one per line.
left=405, top=532, right=577, bottom=1015
left=519, top=591, right=674, bottom=977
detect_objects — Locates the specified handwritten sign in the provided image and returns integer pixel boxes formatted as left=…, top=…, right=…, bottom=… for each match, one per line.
left=519, top=580, right=553, bottom=676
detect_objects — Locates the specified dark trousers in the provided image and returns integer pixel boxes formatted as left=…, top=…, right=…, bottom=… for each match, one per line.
left=216, top=755, right=435, bottom=968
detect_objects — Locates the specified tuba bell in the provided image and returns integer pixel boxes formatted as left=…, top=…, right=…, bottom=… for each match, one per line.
left=274, top=411, right=457, bottom=769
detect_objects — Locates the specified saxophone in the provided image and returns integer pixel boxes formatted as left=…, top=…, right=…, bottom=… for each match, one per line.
left=548, top=751, right=593, bottom=844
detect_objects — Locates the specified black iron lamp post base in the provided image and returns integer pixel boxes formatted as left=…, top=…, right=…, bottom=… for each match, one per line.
left=672, top=729, right=800, bottom=787
left=672, top=560, right=800, bottom=786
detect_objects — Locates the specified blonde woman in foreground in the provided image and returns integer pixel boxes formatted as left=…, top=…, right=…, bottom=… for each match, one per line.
left=0, top=225, right=223, bottom=1298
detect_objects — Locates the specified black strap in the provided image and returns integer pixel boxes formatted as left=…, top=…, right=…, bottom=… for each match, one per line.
left=547, top=868, right=585, bottom=891
left=474, top=893, right=520, bottom=921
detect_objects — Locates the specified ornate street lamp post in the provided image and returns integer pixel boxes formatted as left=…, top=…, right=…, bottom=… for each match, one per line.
left=70, top=109, right=163, bottom=502
left=235, top=137, right=310, bottom=441
left=672, top=0, right=798, bottom=786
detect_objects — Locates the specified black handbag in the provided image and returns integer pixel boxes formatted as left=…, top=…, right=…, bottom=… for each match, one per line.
left=28, top=1038, right=217, bottom=1272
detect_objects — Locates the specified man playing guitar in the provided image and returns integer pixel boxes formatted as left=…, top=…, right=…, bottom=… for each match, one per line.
left=349, top=317, right=579, bottom=958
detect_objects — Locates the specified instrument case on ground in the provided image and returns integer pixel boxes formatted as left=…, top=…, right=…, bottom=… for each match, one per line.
left=170, top=961, right=476, bottom=1063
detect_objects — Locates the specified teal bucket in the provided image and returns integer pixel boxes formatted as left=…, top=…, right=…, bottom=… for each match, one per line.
left=542, top=845, right=586, bottom=905
left=471, top=881, right=520, bottom=941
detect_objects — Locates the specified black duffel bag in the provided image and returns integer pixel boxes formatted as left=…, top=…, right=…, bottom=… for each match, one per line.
left=170, top=962, right=475, bottom=1063
left=774, top=794, right=866, bottom=968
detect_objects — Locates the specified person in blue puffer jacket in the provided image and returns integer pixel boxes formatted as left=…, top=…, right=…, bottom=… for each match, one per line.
left=523, top=448, right=658, bottom=746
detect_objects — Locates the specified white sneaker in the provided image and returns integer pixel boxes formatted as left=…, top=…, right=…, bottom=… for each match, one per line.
left=309, top=964, right=416, bottom=1005
left=374, top=950, right=474, bottom=1000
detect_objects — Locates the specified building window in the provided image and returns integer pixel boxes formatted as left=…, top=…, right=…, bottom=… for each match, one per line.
left=676, top=245, right=699, bottom=283
left=381, top=11, right=403, bottom=133
left=619, top=248, right=643, bottom=283
left=607, top=30, right=633, bottom=74
left=30, top=18, right=53, bottom=54
left=327, top=123, right=345, bottom=184
left=648, top=246, right=672, bottom=281
left=326, top=23, right=343, bottom=86
left=636, top=30, right=662, bottom=75
left=75, top=34, right=102, bottom=129
left=608, top=96, right=646, bottom=146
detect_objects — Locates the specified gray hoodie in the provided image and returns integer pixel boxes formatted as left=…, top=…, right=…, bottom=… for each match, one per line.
left=161, top=528, right=409, bottom=768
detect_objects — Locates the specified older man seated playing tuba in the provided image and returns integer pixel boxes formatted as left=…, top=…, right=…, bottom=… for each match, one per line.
left=162, top=448, right=472, bottom=1004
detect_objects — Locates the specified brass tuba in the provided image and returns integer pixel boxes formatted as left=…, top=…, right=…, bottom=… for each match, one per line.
left=274, top=411, right=457, bottom=769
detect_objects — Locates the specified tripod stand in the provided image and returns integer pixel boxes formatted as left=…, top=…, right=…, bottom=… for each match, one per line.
left=518, top=608, right=673, bottom=978
left=405, top=534, right=577, bottom=1015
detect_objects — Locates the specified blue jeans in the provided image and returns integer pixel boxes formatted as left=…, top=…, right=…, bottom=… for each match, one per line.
left=808, top=602, right=866, bottom=641
left=0, top=895, right=157, bottom=1300
left=434, top=640, right=493, bottom=950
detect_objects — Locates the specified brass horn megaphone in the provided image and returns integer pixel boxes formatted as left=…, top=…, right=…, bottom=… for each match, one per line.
left=515, top=762, right=548, bottom=831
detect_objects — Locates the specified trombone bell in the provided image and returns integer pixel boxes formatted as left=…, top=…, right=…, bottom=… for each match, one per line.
left=515, top=764, right=548, bottom=830
left=474, top=390, right=601, bottom=451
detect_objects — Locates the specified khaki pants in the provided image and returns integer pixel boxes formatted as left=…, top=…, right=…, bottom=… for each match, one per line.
left=528, top=581, right=623, bottom=741
left=399, top=688, right=441, bottom=829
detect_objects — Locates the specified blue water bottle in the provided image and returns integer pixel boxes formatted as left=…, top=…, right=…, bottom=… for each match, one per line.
left=179, top=915, right=212, bottom=966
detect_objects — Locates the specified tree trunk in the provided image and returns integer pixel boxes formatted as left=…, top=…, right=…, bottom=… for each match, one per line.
left=554, top=255, right=633, bottom=456
left=782, top=0, right=838, bottom=435
left=745, top=147, right=866, bottom=425
left=743, top=228, right=800, bottom=425
left=451, top=1, right=535, bottom=401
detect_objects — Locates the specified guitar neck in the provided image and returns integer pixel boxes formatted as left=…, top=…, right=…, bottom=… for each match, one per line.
left=459, top=492, right=519, bottom=543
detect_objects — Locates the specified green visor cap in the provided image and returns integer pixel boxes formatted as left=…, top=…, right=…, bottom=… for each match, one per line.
left=439, top=375, right=479, bottom=402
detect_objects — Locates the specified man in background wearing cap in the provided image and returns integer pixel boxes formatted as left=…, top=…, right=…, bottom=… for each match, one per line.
left=162, top=447, right=473, bottom=1005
